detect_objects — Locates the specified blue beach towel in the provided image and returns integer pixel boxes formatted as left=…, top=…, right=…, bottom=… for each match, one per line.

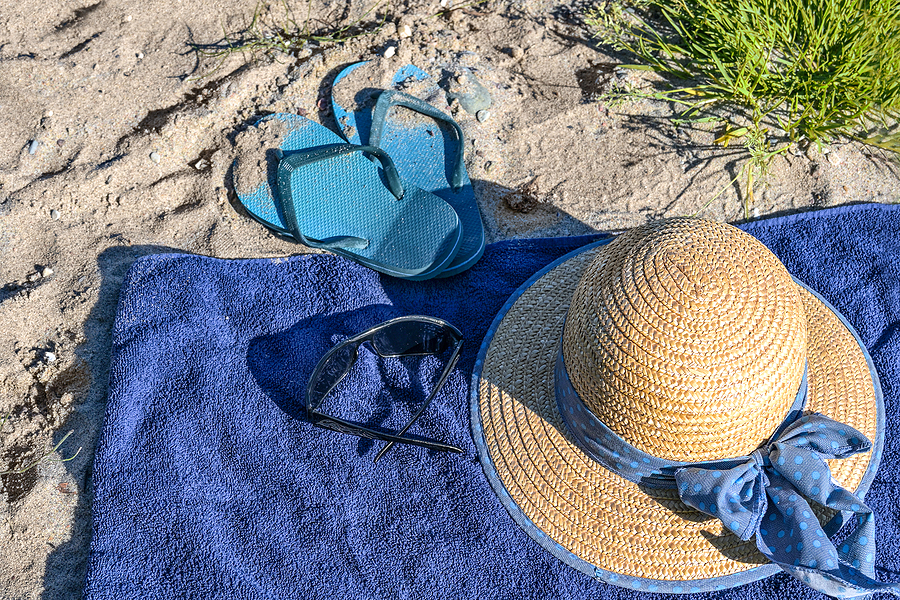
left=84, top=203, right=900, bottom=599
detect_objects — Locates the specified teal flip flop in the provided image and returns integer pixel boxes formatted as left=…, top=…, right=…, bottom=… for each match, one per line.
left=331, top=62, right=485, bottom=278
left=233, top=114, right=462, bottom=280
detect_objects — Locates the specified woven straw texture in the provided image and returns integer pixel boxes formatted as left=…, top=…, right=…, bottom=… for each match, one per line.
left=563, top=219, right=807, bottom=461
left=477, top=220, right=877, bottom=581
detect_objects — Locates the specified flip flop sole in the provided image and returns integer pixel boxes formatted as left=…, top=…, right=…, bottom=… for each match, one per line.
left=332, top=63, right=485, bottom=278
left=233, top=114, right=461, bottom=280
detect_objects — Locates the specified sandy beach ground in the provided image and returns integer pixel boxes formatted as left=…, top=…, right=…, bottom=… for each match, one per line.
left=1, top=0, right=898, bottom=597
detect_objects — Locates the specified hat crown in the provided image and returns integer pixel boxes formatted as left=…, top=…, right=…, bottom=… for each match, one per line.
left=562, top=218, right=808, bottom=461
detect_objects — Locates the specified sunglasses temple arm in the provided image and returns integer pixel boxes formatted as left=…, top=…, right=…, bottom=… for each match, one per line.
left=373, top=342, right=464, bottom=463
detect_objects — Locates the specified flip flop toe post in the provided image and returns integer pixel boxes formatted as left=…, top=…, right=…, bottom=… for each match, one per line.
left=331, top=63, right=486, bottom=278
left=234, top=114, right=461, bottom=280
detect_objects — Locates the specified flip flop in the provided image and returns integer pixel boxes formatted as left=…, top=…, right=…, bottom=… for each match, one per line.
left=331, top=62, right=485, bottom=278
left=233, top=114, right=462, bottom=280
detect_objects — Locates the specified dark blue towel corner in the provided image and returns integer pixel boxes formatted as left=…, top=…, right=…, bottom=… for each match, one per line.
left=84, top=203, right=900, bottom=599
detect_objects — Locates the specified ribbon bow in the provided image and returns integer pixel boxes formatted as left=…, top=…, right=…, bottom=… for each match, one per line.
left=676, top=413, right=896, bottom=598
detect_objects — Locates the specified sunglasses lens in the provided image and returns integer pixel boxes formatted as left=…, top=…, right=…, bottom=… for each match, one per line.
left=308, top=344, right=356, bottom=408
left=371, top=321, right=454, bottom=356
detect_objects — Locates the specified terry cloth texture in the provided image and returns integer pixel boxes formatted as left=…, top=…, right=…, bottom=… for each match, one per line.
left=85, top=203, right=900, bottom=600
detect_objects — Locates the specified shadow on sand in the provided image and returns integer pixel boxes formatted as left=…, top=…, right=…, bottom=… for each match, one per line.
left=40, top=244, right=180, bottom=600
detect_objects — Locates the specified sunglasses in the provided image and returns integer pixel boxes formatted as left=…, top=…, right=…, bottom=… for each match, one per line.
left=305, top=316, right=464, bottom=462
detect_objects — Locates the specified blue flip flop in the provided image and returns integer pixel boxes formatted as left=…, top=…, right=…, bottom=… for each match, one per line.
left=233, top=114, right=462, bottom=280
left=331, top=62, right=485, bottom=278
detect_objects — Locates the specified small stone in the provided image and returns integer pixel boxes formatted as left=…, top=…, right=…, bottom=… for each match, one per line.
left=456, top=74, right=468, bottom=85
left=41, top=267, right=54, bottom=278
left=827, top=152, right=842, bottom=166
left=28, top=273, right=40, bottom=282
left=57, top=139, right=65, bottom=147
left=511, top=47, right=525, bottom=60
left=28, top=140, right=39, bottom=155
left=50, top=209, right=60, bottom=220
left=398, top=24, right=412, bottom=38
left=805, top=147, right=819, bottom=161
left=149, top=151, right=160, bottom=164
left=45, top=110, right=53, bottom=117
left=752, top=207, right=760, bottom=219
left=383, top=45, right=396, bottom=59
left=476, top=110, right=490, bottom=123
left=193, top=158, right=209, bottom=171
left=44, top=351, right=57, bottom=363
left=124, top=14, right=132, bottom=21
left=137, top=52, right=144, bottom=59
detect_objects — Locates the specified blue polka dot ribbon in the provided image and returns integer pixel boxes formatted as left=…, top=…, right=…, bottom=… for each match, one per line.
left=554, top=347, right=899, bottom=598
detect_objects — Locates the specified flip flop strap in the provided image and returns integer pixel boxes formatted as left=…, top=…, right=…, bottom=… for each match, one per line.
left=275, top=144, right=404, bottom=250
left=370, top=90, right=466, bottom=193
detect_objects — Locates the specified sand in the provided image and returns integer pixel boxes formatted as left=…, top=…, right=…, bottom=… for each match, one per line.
left=233, top=117, right=288, bottom=196
left=1, top=0, right=898, bottom=597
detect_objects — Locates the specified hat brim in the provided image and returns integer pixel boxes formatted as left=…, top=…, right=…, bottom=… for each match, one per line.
left=470, top=239, right=884, bottom=593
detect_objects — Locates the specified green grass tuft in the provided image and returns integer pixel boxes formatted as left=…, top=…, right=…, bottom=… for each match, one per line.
left=0, top=411, right=81, bottom=478
left=587, top=0, right=900, bottom=215
left=191, top=0, right=390, bottom=76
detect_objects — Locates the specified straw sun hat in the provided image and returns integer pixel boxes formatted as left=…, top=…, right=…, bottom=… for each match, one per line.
left=471, top=218, right=896, bottom=598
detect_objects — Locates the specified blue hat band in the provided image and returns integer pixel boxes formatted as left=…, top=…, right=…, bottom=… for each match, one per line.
left=555, top=345, right=898, bottom=598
